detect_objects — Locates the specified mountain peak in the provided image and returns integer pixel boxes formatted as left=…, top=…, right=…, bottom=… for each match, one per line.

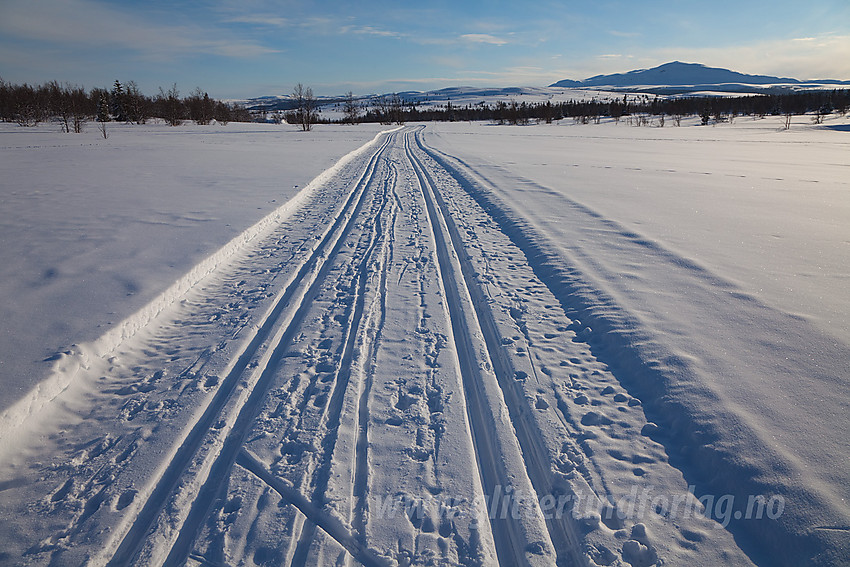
left=550, top=62, right=801, bottom=88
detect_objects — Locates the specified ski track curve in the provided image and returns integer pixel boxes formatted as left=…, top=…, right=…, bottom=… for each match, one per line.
left=0, top=125, right=768, bottom=567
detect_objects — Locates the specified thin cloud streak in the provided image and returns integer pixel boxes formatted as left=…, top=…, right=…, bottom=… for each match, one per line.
left=609, top=30, right=641, bottom=38
left=224, top=15, right=292, bottom=28
left=460, top=34, right=509, bottom=46
left=340, top=25, right=407, bottom=39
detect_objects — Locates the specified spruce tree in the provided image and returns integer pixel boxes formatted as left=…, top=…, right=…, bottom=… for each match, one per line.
left=111, top=80, right=127, bottom=122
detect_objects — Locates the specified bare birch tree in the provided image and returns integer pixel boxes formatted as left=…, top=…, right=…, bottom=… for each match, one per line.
left=293, top=83, right=318, bottom=131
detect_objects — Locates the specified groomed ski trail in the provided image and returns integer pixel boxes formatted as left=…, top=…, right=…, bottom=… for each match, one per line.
left=0, top=125, right=757, bottom=567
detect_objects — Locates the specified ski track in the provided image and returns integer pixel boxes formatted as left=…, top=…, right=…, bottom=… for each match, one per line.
left=418, top=129, right=850, bottom=567
left=140, top=131, right=398, bottom=567
left=0, top=125, right=768, bottom=567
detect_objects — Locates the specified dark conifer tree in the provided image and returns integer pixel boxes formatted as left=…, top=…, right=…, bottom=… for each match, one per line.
left=111, top=80, right=127, bottom=122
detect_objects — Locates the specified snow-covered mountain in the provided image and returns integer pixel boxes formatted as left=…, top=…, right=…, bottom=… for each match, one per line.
left=550, top=61, right=849, bottom=90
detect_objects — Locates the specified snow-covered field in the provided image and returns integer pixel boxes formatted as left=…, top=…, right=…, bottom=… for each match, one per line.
left=0, top=122, right=388, bottom=415
left=0, top=116, right=848, bottom=567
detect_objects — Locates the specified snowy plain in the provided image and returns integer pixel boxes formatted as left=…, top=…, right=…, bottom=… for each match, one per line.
left=0, top=115, right=848, bottom=567
left=422, top=115, right=850, bottom=565
left=0, top=122, right=388, bottom=414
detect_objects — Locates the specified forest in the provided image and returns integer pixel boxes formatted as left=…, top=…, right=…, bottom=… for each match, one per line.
left=0, top=79, right=251, bottom=130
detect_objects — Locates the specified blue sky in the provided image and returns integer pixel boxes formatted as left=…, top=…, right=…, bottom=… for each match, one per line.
left=1, top=0, right=848, bottom=99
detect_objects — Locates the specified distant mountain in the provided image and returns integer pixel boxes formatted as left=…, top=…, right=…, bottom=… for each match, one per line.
left=244, top=62, right=849, bottom=114
left=550, top=61, right=848, bottom=89
left=244, top=86, right=561, bottom=113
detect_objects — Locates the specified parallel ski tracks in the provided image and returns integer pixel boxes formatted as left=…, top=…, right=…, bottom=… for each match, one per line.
left=289, top=142, right=397, bottom=567
left=351, top=162, right=397, bottom=542
left=404, top=127, right=585, bottom=567
left=106, top=131, right=397, bottom=567
left=105, top=125, right=585, bottom=567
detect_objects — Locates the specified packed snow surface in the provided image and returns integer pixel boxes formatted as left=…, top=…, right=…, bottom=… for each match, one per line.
left=0, top=116, right=848, bottom=567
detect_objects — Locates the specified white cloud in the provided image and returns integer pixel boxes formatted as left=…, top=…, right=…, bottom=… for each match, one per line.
left=609, top=30, right=641, bottom=38
left=0, top=0, right=277, bottom=59
left=460, top=34, right=509, bottom=46
left=340, top=25, right=406, bottom=39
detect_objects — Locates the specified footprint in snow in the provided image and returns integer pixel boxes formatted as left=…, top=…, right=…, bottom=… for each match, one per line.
left=581, top=411, right=613, bottom=426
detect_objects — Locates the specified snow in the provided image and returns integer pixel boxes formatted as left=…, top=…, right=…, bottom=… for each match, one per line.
left=422, top=115, right=850, bottom=565
left=0, top=121, right=388, bottom=415
left=0, top=115, right=848, bottom=566
left=423, top=116, right=850, bottom=347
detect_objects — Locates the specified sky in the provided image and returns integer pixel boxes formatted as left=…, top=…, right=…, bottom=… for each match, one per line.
left=1, top=0, right=849, bottom=99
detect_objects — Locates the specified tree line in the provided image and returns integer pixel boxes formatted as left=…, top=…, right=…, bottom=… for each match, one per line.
left=256, top=87, right=848, bottom=129
left=0, top=78, right=251, bottom=131
left=347, top=89, right=850, bottom=127
left=7, top=77, right=846, bottom=131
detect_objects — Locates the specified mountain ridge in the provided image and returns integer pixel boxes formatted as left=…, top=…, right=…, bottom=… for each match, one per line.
left=550, top=61, right=849, bottom=88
